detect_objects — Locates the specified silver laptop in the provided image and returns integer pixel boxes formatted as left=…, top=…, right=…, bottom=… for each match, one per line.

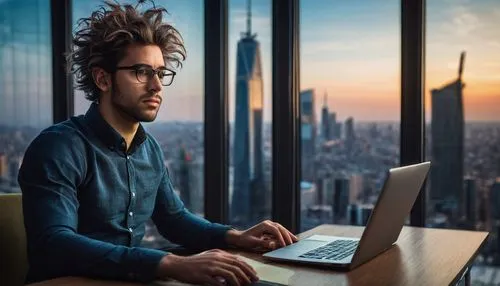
left=263, top=161, right=431, bottom=270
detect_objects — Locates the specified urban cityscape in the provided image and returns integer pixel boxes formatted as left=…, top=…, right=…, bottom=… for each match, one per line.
left=1, top=0, right=500, bottom=285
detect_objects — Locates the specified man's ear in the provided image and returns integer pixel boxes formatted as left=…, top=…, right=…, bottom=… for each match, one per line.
left=92, top=67, right=111, bottom=92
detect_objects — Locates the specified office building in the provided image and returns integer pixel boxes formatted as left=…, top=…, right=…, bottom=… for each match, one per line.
left=358, top=204, right=374, bottom=226
left=345, top=117, right=355, bottom=152
left=349, top=174, right=364, bottom=204
left=491, top=179, right=500, bottom=221
left=347, top=204, right=358, bottom=225
left=188, top=158, right=204, bottom=216
left=231, top=0, right=265, bottom=225
left=321, top=91, right=330, bottom=141
left=317, top=176, right=334, bottom=206
left=430, top=52, right=465, bottom=217
left=176, top=146, right=192, bottom=210
left=464, top=177, right=477, bottom=227
left=301, top=181, right=317, bottom=211
left=300, top=89, right=317, bottom=182
left=330, top=113, right=342, bottom=140
left=334, top=177, right=350, bottom=221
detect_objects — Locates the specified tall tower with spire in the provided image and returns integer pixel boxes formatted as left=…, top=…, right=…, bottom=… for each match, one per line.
left=430, top=51, right=466, bottom=220
left=231, top=0, right=265, bottom=226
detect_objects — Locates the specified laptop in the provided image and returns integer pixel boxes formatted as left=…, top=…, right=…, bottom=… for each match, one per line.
left=263, top=161, right=431, bottom=270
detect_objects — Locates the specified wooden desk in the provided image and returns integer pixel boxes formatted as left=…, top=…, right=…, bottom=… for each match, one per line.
left=29, top=224, right=489, bottom=286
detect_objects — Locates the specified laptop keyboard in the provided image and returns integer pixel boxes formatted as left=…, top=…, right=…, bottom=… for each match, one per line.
left=299, top=239, right=358, bottom=261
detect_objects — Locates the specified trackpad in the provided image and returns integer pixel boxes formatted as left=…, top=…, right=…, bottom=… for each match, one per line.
left=266, top=240, right=326, bottom=258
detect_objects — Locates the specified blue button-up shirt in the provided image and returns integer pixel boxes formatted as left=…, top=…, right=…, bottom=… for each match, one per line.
left=18, top=103, right=231, bottom=284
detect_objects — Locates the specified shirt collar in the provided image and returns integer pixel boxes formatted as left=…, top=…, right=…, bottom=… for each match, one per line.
left=83, top=102, right=147, bottom=153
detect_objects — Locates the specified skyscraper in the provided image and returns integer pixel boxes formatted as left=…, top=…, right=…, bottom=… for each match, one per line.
left=330, top=112, right=341, bottom=140
left=334, top=178, right=350, bottom=221
left=300, top=89, right=316, bottom=182
left=231, top=0, right=265, bottom=225
left=490, top=179, right=500, bottom=221
left=464, top=177, right=476, bottom=227
left=176, top=146, right=191, bottom=210
left=321, top=91, right=330, bottom=141
left=430, top=52, right=465, bottom=215
left=345, top=117, right=355, bottom=152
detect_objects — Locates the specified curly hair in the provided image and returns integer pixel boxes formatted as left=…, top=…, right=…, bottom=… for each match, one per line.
left=67, top=0, right=186, bottom=101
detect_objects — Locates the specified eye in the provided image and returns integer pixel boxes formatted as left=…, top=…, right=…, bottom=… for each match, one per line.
left=136, top=68, right=149, bottom=76
left=157, top=71, right=167, bottom=79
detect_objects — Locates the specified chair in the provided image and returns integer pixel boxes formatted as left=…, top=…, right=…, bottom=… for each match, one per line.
left=0, top=193, right=28, bottom=286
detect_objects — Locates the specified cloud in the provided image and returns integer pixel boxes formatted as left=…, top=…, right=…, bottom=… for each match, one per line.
left=489, top=41, right=500, bottom=48
left=494, top=7, right=500, bottom=18
left=301, top=33, right=398, bottom=57
left=302, top=41, right=357, bottom=54
left=440, top=5, right=481, bottom=37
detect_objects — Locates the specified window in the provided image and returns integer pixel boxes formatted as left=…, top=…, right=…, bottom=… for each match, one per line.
left=426, top=0, right=500, bottom=283
left=72, top=0, right=205, bottom=249
left=299, top=0, right=400, bottom=232
left=228, top=0, right=272, bottom=229
left=0, top=0, right=53, bottom=194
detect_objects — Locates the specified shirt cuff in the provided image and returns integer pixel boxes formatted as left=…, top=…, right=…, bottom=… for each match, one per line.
left=208, top=223, right=234, bottom=249
left=124, top=247, right=167, bottom=283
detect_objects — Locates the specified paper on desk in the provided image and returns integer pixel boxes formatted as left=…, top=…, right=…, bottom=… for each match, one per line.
left=236, top=255, right=294, bottom=285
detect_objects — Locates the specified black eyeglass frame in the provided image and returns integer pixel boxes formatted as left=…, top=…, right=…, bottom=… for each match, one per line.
left=115, top=64, right=176, bottom=86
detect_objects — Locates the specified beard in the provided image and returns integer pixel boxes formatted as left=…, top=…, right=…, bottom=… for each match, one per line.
left=110, top=80, right=160, bottom=123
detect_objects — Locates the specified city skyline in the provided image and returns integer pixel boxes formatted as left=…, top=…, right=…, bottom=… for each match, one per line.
left=151, top=0, right=499, bottom=122
left=2, top=0, right=494, bottom=128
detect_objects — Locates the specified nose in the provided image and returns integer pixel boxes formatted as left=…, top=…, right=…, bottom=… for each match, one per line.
left=148, top=73, right=163, bottom=93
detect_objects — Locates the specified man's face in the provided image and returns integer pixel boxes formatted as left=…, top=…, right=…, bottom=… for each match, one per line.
left=111, top=44, right=166, bottom=122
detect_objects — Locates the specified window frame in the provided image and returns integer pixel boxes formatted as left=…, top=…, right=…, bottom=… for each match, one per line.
left=53, top=0, right=427, bottom=231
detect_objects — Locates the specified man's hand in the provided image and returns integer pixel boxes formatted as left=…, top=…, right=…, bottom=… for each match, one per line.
left=226, top=220, right=299, bottom=252
left=157, top=249, right=259, bottom=286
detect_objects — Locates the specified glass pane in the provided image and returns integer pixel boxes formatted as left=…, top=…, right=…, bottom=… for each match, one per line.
left=426, top=1, right=500, bottom=283
left=0, top=0, right=53, bottom=194
left=299, top=1, right=400, bottom=232
left=72, top=0, right=205, bottom=249
left=229, top=0, right=272, bottom=229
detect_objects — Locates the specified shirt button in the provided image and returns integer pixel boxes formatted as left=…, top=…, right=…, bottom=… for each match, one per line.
left=129, top=211, right=133, bottom=217
left=126, top=155, right=130, bottom=160
left=128, top=227, right=133, bottom=233
left=132, top=192, right=136, bottom=198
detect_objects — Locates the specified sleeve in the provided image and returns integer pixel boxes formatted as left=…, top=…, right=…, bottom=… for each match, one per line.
left=19, top=130, right=167, bottom=283
left=151, top=167, right=232, bottom=251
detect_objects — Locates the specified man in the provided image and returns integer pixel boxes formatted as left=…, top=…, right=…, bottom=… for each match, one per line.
left=18, top=1, right=297, bottom=285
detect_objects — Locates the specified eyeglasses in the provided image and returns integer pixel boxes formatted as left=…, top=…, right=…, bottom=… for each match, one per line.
left=115, top=64, right=176, bottom=86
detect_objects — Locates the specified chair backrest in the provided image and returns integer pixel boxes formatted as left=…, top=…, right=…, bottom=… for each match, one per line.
left=0, top=193, right=28, bottom=286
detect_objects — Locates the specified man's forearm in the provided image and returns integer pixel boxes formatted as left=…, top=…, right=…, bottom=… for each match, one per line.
left=153, top=208, right=233, bottom=250
left=30, top=228, right=166, bottom=283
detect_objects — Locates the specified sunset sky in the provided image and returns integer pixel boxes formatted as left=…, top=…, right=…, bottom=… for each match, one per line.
left=72, top=0, right=500, bottom=122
